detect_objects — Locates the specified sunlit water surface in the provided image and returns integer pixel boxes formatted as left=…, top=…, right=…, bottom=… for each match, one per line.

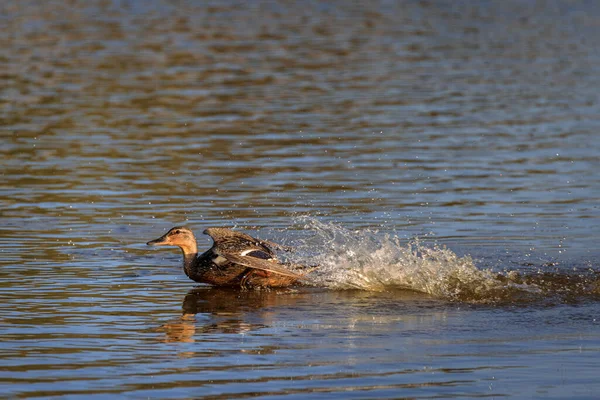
left=2, top=1, right=600, bottom=398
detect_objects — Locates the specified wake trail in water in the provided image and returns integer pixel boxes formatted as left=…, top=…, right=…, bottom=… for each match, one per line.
left=285, top=217, right=600, bottom=304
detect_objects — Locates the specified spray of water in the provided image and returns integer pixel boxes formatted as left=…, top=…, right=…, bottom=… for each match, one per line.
left=286, top=217, right=598, bottom=303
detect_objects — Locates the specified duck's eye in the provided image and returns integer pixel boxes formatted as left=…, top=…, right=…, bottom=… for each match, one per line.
left=174, top=230, right=181, bottom=235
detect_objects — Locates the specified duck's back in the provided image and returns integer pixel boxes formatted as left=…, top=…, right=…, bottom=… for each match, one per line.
left=203, top=227, right=276, bottom=258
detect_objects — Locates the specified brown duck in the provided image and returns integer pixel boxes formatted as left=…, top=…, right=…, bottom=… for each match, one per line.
left=147, top=226, right=309, bottom=288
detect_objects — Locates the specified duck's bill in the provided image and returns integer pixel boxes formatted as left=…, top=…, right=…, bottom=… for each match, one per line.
left=147, top=234, right=168, bottom=246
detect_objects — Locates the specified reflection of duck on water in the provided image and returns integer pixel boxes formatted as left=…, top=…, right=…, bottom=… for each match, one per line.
left=159, top=287, right=304, bottom=343
left=147, top=226, right=314, bottom=288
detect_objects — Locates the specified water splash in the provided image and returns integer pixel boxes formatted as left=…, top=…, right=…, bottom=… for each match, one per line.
left=286, top=217, right=599, bottom=304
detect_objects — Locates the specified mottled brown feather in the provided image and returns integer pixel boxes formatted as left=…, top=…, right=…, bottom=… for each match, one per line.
left=221, top=253, right=305, bottom=279
left=204, top=227, right=292, bottom=254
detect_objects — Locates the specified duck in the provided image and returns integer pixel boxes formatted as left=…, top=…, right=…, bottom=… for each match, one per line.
left=147, top=226, right=310, bottom=288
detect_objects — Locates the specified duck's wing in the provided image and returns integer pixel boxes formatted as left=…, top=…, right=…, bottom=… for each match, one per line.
left=203, top=227, right=249, bottom=241
left=221, top=254, right=306, bottom=279
left=203, top=227, right=293, bottom=254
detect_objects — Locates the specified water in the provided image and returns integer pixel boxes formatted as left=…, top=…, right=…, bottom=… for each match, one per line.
left=2, top=0, right=600, bottom=398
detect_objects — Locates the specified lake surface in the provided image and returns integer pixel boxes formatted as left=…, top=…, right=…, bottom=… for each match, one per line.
left=2, top=0, right=600, bottom=398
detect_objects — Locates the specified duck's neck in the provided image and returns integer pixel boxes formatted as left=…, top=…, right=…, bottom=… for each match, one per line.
left=179, top=242, right=198, bottom=278
left=182, top=252, right=197, bottom=277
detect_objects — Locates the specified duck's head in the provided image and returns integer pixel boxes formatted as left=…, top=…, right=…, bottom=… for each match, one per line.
left=147, top=226, right=197, bottom=254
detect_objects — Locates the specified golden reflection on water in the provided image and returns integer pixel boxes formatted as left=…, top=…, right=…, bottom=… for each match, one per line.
left=159, top=314, right=196, bottom=345
left=160, top=288, right=307, bottom=344
left=158, top=288, right=276, bottom=344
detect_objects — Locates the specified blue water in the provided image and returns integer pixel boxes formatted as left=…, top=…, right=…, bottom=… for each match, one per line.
left=1, top=0, right=600, bottom=398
